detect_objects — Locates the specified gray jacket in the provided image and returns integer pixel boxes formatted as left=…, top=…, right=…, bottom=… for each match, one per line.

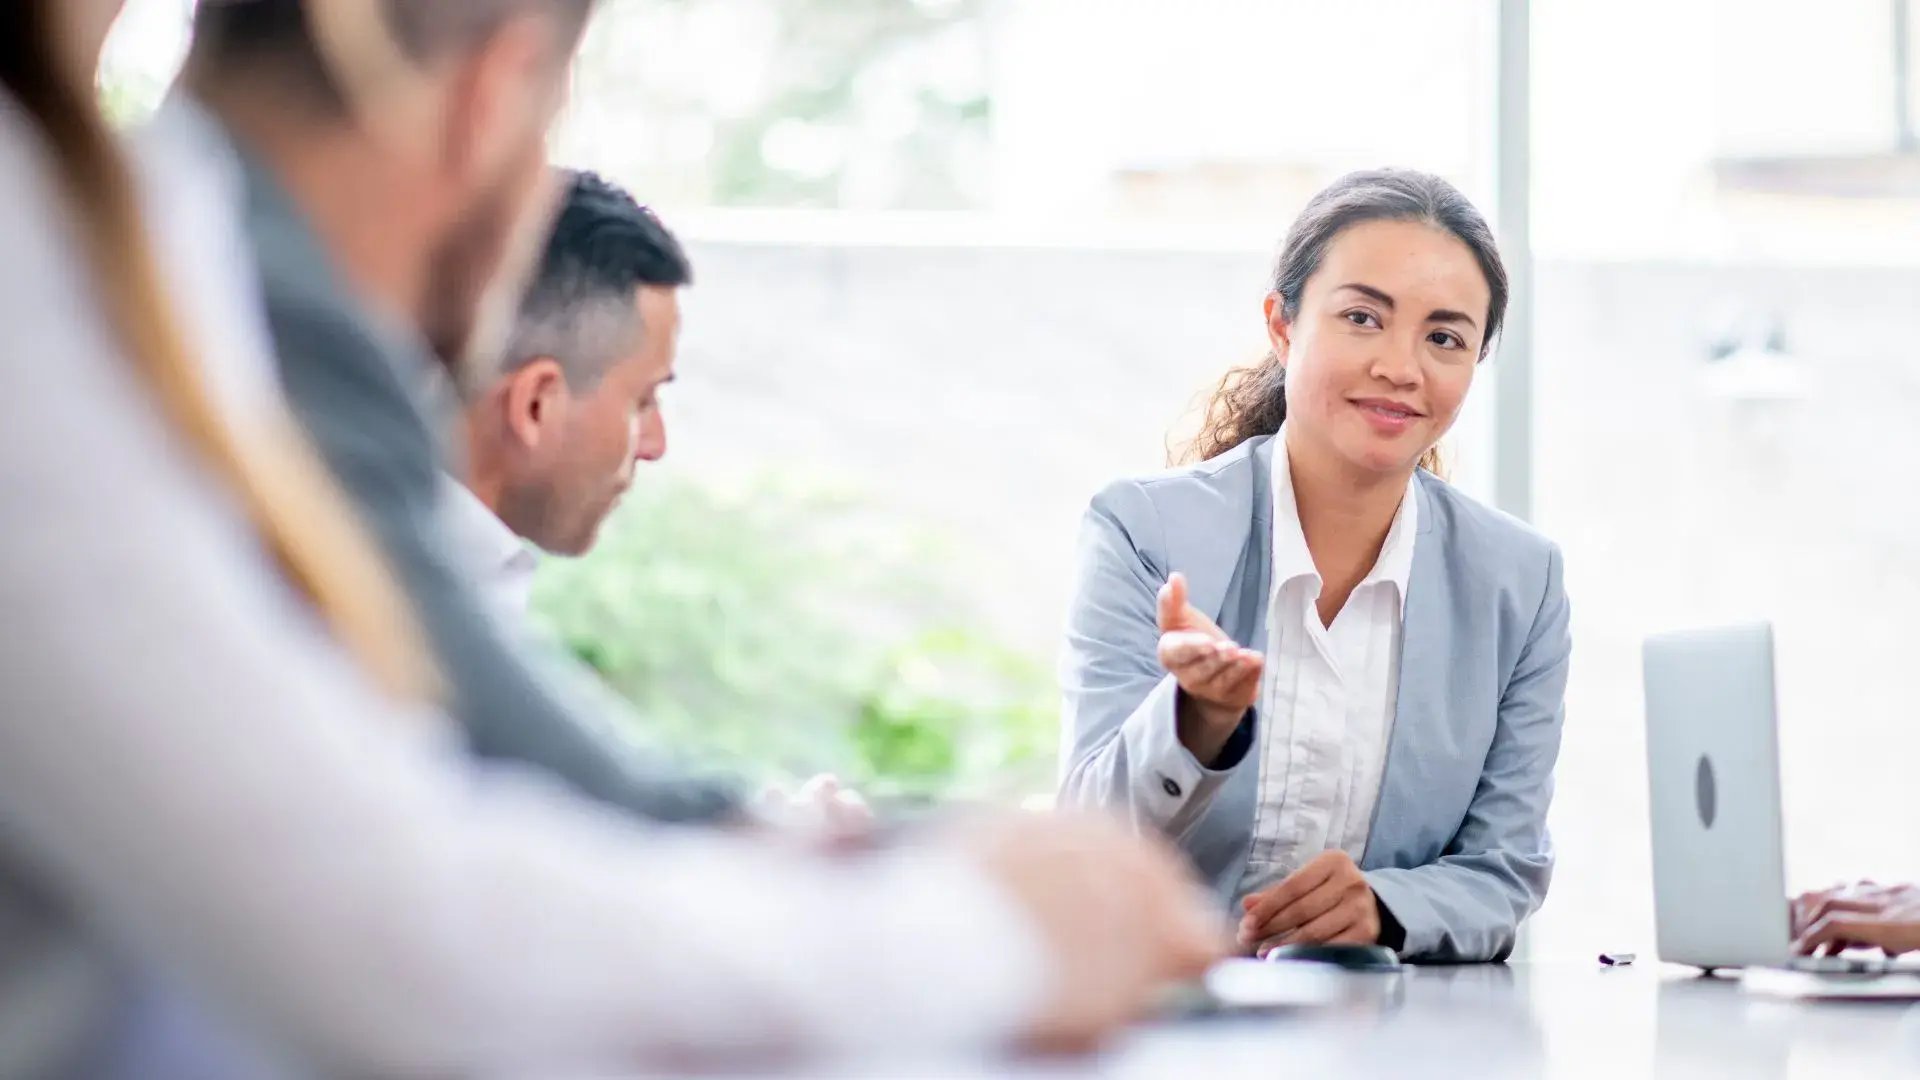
left=239, top=150, right=743, bottom=825
left=1057, top=434, right=1571, bottom=962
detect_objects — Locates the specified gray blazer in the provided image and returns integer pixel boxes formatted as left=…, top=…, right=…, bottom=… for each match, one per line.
left=237, top=145, right=742, bottom=825
left=1058, top=434, right=1570, bottom=962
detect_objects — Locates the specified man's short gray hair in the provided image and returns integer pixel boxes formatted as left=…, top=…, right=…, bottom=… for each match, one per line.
left=500, top=171, right=693, bottom=391
left=506, top=287, right=645, bottom=391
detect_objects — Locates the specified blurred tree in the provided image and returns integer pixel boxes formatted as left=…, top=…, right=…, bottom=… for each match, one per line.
left=563, top=0, right=992, bottom=209
left=95, top=0, right=191, bottom=126
left=98, top=66, right=171, bottom=127
left=529, top=472, right=1056, bottom=802
left=95, top=0, right=994, bottom=206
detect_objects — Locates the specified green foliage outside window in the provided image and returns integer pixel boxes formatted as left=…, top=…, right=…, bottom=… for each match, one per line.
left=530, top=474, right=1057, bottom=803
left=98, top=69, right=164, bottom=127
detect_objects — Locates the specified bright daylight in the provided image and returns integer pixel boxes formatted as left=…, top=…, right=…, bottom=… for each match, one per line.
left=4, top=0, right=1920, bottom=1076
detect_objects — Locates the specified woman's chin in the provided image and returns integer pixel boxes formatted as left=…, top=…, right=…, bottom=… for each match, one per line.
left=1332, top=437, right=1424, bottom=480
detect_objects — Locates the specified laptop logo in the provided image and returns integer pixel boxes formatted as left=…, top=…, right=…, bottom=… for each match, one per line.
left=1695, top=754, right=1717, bottom=829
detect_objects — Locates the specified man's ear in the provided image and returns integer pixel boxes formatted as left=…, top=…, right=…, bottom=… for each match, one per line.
left=437, top=14, right=557, bottom=191
left=502, top=358, right=569, bottom=451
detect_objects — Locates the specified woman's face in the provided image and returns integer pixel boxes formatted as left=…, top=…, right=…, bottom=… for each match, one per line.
left=1267, top=217, right=1491, bottom=479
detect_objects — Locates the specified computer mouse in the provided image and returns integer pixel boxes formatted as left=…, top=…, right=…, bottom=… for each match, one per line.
left=1262, top=943, right=1402, bottom=972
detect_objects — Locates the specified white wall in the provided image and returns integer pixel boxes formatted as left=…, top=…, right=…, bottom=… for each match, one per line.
left=985, top=0, right=1494, bottom=217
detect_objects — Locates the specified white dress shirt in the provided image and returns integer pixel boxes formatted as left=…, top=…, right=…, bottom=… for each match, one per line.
left=1236, top=426, right=1418, bottom=898
left=439, top=475, right=541, bottom=619
left=0, top=92, right=1047, bottom=1073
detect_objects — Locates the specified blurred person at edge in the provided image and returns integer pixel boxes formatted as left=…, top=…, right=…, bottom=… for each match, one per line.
left=0, top=1, right=1221, bottom=1075
left=1792, top=883, right=1920, bottom=958
left=179, top=0, right=792, bottom=825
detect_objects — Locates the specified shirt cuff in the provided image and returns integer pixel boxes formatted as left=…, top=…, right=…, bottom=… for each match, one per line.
left=1373, top=890, right=1408, bottom=953
left=1204, top=703, right=1257, bottom=770
left=1127, top=676, right=1256, bottom=836
left=1363, top=869, right=1433, bottom=958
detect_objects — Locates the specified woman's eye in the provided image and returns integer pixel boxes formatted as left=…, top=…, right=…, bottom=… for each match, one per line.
left=1344, top=310, right=1379, bottom=328
left=1429, top=330, right=1464, bottom=349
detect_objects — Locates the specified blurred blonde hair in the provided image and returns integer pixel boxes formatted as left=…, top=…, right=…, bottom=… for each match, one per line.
left=1, top=1, right=439, bottom=701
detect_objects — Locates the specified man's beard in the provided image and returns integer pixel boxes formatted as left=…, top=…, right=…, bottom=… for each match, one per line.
left=499, top=454, right=625, bottom=558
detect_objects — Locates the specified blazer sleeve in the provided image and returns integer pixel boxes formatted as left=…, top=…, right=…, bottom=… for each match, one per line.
left=1364, top=543, right=1571, bottom=961
left=1055, top=480, right=1255, bottom=840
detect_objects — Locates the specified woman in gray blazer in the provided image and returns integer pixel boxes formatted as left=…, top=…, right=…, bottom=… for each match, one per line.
left=1059, top=169, right=1571, bottom=963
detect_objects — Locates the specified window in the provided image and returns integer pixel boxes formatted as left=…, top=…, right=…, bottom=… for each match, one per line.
left=100, top=0, right=1920, bottom=959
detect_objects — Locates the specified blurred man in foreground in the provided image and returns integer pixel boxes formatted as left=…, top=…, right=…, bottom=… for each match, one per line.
left=44, top=0, right=1221, bottom=1065
left=184, top=0, right=745, bottom=823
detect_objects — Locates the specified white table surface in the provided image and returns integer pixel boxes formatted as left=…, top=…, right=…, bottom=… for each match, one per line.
left=631, top=961, right=1920, bottom=1079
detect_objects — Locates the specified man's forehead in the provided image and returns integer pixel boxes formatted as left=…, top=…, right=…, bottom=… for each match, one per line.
left=597, top=286, right=678, bottom=386
left=634, top=283, right=680, bottom=327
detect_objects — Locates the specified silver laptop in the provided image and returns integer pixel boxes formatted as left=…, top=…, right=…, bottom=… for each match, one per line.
left=1642, top=623, right=1914, bottom=977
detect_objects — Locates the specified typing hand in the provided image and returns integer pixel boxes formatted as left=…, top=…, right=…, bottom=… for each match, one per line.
left=1237, top=851, right=1381, bottom=956
left=1793, top=880, right=1920, bottom=957
left=1157, top=572, right=1262, bottom=764
left=958, top=812, right=1224, bottom=1053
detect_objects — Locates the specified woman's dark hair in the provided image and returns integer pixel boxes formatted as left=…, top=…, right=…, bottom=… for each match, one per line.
left=1178, top=168, right=1508, bottom=469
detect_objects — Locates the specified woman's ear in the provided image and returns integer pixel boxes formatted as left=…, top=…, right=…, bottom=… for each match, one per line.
left=1262, top=292, right=1293, bottom=368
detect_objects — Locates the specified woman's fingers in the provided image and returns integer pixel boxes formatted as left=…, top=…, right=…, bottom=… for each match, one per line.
left=1274, top=905, right=1365, bottom=951
left=1796, top=914, right=1876, bottom=956
left=1160, top=620, right=1260, bottom=711
left=1157, top=574, right=1189, bottom=633
left=1217, top=654, right=1263, bottom=701
left=1242, top=876, right=1347, bottom=945
left=1177, top=643, right=1257, bottom=695
left=1204, top=650, right=1262, bottom=693
left=1255, top=908, right=1367, bottom=958
left=1157, top=572, right=1231, bottom=638
left=1793, top=910, right=1920, bottom=956
left=1798, top=897, right=1888, bottom=942
left=1178, top=646, right=1237, bottom=689
left=1190, top=657, right=1260, bottom=710
left=1163, top=635, right=1242, bottom=678
left=1158, top=632, right=1218, bottom=667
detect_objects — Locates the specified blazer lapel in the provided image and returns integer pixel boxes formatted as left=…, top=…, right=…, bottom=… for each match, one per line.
left=1361, top=474, right=1445, bottom=869
left=1216, top=436, right=1275, bottom=653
